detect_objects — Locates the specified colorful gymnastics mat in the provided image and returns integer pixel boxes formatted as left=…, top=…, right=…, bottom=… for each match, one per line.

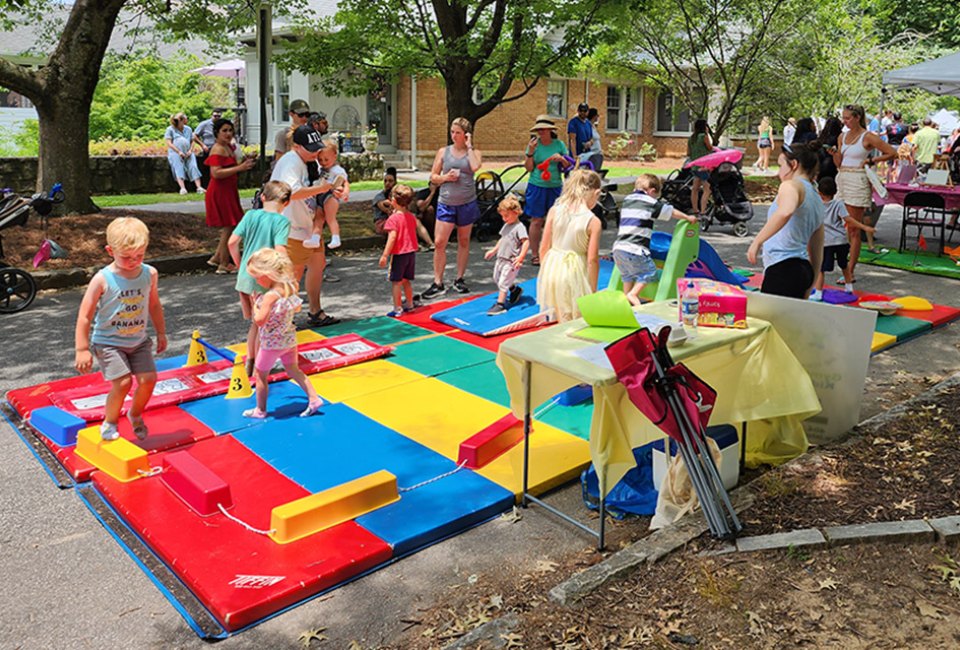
left=3, top=322, right=590, bottom=638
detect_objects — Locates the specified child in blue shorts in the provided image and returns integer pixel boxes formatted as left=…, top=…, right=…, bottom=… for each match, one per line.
left=379, top=184, right=421, bottom=316
left=613, top=174, right=696, bottom=305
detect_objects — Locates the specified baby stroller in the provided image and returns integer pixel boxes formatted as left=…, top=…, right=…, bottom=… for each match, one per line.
left=473, top=164, right=530, bottom=242
left=0, top=184, right=65, bottom=313
left=700, top=162, right=753, bottom=238
left=660, top=167, right=698, bottom=215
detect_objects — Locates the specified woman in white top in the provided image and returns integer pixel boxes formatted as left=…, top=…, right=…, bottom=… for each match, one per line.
left=831, top=104, right=895, bottom=282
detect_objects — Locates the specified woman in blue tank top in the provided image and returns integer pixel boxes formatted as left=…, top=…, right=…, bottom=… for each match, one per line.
left=746, top=143, right=825, bottom=299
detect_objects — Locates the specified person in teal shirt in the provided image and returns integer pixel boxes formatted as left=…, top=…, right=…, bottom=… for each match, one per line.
left=524, top=114, right=572, bottom=264
left=228, top=180, right=293, bottom=375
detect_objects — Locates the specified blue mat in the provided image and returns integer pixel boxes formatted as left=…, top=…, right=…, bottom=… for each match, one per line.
left=233, top=403, right=514, bottom=556
left=179, top=380, right=315, bottom=435
left=431, top=260, right=615, bottom=336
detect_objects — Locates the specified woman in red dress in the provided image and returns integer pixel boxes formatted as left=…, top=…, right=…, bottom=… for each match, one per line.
left=205, top=118, right=256, bottom=273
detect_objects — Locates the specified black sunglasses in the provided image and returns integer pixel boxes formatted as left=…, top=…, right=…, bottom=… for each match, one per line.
left=295, top=111, right=310, bottom=118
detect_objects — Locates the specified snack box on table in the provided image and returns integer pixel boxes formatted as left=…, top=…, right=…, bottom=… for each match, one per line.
left=676, top=279, right=747, bottom=329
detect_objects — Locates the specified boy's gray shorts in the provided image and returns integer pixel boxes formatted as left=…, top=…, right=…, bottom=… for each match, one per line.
left=92, top=339, right=156, bottom=380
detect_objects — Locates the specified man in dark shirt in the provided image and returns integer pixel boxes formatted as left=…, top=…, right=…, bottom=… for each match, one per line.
left=567, top=102, right=593, bottom=156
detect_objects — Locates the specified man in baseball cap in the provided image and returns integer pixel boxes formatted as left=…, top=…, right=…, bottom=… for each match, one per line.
left=274, top=99, right=312, bottom=161
left=568, top=103, right=592, bottom=156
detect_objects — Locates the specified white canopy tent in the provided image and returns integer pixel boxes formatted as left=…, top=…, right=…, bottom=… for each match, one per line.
left=882, top=51, right=960, bottom=97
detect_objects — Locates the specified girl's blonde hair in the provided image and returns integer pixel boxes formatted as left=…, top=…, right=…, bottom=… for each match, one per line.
left=759, top=116, right=770, bottom=130
left=555, top=169, right=601, bottom=212
left=246, top=248, right=297, bottom=297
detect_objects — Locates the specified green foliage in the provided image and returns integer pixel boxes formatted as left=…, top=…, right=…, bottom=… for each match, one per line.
left=89, top=54, right=231, bottom=142
left=0, top=119, right=39, bottom=156
left=868, top=0, right=960, bottom=50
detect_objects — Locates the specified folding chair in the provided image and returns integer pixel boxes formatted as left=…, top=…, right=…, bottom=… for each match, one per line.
left=899, top=191, right=947, bottom=255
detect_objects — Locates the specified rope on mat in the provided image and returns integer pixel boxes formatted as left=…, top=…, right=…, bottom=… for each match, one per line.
left=136, top=467, right=162, bottom=477
left=399, top=460, right=468, bottom=493
left=217, top=503, right=276, bottom=536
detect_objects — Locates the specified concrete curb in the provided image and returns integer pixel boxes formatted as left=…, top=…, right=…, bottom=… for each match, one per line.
left=31, top=236, right=386, bottom=291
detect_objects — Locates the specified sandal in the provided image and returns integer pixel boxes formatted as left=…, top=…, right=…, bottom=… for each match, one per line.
left=837, top=277, right=856, bottom=285
left=307, top=311, right=341, bottom=327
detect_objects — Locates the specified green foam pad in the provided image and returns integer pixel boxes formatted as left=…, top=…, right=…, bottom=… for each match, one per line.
left=874, top=314, right=933, bottom=341
left=314, top=316, right=432, bottom=346
left=389, top=336, right=494, bottom=376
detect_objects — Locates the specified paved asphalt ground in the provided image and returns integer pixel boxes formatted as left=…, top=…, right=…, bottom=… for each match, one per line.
left=1, top=202, right=958, bottom=648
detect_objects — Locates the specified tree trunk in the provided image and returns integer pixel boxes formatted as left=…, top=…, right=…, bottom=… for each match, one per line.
left=444, top=81, right=485, bottom=142
left=37, top=100, right=98, bottom=215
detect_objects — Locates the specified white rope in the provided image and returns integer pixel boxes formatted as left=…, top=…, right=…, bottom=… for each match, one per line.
left=399, top=460, right=468, bottom=493
left=217, top=503, right=276, bottom=535
left=136, top=467, right=162, bottom=477
left=533, top=397, right=560, bottom=419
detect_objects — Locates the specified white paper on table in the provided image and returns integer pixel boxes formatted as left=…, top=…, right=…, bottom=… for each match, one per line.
left=572, top=343, right=614, bottom=370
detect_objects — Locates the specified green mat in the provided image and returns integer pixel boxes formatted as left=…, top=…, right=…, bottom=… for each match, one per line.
left=858, top=248, right=960, bottom=281
left=389, top=336, right=494, bottom=377
left=312, top=316, right=433, bottom=346
left=438, top=360, right=593, bottom=441
left=874, top=314, right=933, bottom=341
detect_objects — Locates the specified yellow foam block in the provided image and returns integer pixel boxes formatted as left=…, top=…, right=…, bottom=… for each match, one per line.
left=306, top=359, right=424, bottom=402
left=891, top=296, right=933, bottom=311
left=871, top=332, right=897, bottom=353
left=225, top=329, right=324, bottom=355
left=269, top=470, right=399, bottom=544
left=345, top=376, right=590, bottom=498
left=75, top=426, right=151, bottom=482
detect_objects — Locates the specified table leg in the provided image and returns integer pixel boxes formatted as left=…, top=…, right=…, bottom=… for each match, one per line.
left=598, top=468, right=606, bottom=550
left=740, top=422, right=748, bottom=473
left=522, top=360, right=531, bottom=508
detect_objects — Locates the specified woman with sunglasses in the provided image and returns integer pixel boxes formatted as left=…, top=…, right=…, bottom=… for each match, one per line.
left=832, top=104, right=896, bottom=281
left=747, top=143, right=824, bottom=299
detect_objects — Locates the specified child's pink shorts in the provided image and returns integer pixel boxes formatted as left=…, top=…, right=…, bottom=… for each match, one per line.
left=255, top=346, right=298, bottom=374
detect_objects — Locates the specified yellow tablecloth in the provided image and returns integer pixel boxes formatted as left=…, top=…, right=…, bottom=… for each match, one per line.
left=496, top=301, right=822, bottom=495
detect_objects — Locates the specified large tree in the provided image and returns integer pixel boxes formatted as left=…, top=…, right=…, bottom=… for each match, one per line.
left=0, top=0, right=279, bottom=214
left=279, top=0, right=624, bottom=136
left=600, top=0, right=807, bottom=139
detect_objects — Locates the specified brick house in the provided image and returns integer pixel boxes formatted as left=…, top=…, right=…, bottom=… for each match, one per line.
left=242, top=1, right=770, bottom=169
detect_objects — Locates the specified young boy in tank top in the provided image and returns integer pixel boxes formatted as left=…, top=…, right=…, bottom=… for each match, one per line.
left=75, top=217, right=168, bottom=441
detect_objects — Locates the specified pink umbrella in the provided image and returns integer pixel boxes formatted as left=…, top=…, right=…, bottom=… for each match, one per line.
left=684, top=148, right=743, bottom=170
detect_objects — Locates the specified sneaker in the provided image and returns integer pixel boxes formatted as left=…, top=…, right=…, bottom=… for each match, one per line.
left=487, top=302, right=508, bottom=316
left=508, top=285, right=523, bottom=305
left=453, top=277, right=470, bottom=294
left=386, top=307, right=404, bottom=317
left=808, top=290, right=823, bottom=302
left=100, top=422, right=119, bottom=441
left=178, top=188, right=188, bottom=195
left=403, top=297, right=422, bottom=312
left=300, top=399, right=323, bottom=418
left=128, top=413, right=149, bottom=440
left=302, top=234, right=322, bottom=249
left=844, top=283, right=854, bottom=294
left=242, top=407, right=267, bottom=419
left=328, top=234, right=341, bottom=249
left=421, top=282, right=447, bottom=300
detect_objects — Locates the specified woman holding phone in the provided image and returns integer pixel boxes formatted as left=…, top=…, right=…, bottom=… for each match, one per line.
left=205, top=118, right=256, bottom=273
left=524, top=114, right=571, bottom=265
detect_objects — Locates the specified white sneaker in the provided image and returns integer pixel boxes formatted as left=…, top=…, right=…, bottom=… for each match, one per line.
left=302, top=234, right=322, bottom=249
left=808, top=290, right=822, bottom=302
left=328, top=234, right=341, bottom=249
left=179, top=188, right=188, bottom=195
left=844, top=283, right=854, bottom=293
left=100, top=422, right=120, bottom=441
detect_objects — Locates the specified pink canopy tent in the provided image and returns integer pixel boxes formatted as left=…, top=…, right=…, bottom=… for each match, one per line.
left=191, top=59, right=245, bottom=79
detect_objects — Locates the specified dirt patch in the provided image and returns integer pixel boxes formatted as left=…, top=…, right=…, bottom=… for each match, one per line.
left=0, top=204, right=377, bottom=270
left=745, top=177, right=778, bottom=203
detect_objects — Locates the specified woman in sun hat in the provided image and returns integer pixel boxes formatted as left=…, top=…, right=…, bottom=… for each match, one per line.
left=524, top=114, right=572, bottom=265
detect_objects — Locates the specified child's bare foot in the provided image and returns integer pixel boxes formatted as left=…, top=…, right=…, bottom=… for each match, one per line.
left=242, top=407, right=267, bottom=419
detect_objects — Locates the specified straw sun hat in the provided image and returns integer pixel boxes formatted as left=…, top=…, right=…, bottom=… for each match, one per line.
left=530, top=114, right=558, bottom=133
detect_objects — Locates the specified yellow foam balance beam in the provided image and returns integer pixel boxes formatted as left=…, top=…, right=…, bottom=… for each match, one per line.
left=345, top=374, right=590, bottom=498
left=75, top=426, right=151, bottom=482
left=269, top=470, right=399, bottom=544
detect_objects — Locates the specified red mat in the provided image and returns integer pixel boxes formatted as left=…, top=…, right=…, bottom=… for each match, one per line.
left=40, top=406, right=215, bottom=482
left=93, top=435, right=392, bottom=631
left=6, top=372, right=103, bottom=419
left=50, top=335, right=391, bottom=421
left=398, top=298, right=469, bottom=332
left=894, top=303, right=960, bottom=327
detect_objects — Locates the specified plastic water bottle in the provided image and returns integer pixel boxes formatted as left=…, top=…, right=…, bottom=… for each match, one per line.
left=681, top=281, right=699, bottom=338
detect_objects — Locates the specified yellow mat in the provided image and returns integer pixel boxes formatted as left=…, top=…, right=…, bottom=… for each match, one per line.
left=871, top=331, right=897, bottom=353
left=344, top=375, right=590, bottom=498
left=306, top=359, right=425, bottom=403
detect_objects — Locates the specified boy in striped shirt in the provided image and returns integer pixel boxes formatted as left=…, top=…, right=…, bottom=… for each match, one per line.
left=612, top=174, right=696, bottom=306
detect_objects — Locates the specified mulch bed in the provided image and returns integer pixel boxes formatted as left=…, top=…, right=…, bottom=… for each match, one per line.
left=744, top=382, right=960, bottom=535
left=1, top=204, right=376, bottom=270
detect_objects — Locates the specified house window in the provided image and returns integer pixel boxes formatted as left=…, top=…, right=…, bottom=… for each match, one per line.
left=606, top=87, right=621, bottom=132
left=273, top=66, right=290, bottom=123
left=605, top=86, right=643, bottom=132
left=546, top=79, right=566, bottom=117
left=656, top=91, right=692, bottom=133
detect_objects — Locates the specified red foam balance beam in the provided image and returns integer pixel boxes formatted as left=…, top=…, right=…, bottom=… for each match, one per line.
left=458, top=413, right=527, bottom=469
left=161, top=450, right=233, bottom=516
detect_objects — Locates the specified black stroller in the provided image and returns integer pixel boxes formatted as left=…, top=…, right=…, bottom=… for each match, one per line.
left=700, top=162, right=753, bottom=238
left=0, top=184, right=64, bottom=313
left=472, top=164, right=530, bottom=242
left=660, top=167, right=699, bottom=214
